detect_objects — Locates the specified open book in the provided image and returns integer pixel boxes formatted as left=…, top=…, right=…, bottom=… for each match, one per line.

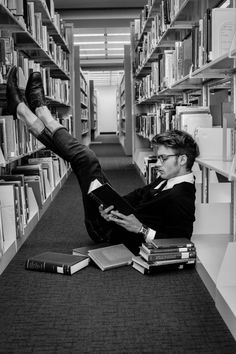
left=88, top=179, right=134, bottom=215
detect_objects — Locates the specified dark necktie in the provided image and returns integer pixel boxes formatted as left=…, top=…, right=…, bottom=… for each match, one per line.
left=149, top=180, right=168, bottom=197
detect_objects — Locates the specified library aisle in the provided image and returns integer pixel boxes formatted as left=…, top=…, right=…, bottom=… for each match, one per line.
left=0, top=138, right=236, bottom=353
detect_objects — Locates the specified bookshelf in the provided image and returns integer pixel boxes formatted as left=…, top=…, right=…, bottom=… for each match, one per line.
left=131, top=0, right=236, bottom=339
left=74, top=46, right=90, bottom=146
left=117, top=45, right=132, bottom=155
left=0, top=0, right=74, bottom=274
left=89, top=80, right=98, bottom=141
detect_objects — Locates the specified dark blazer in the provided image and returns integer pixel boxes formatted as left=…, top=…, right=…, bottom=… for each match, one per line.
left=124, top=177, right=196, bottom=239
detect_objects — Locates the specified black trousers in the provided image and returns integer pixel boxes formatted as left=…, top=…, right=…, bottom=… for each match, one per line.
left=37, top=126, right=143, bottom=253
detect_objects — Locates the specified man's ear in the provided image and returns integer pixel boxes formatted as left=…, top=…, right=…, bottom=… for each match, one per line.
left=179, top=154, right=188, bottom=166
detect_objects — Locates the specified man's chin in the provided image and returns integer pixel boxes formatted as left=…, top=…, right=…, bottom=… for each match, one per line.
left=158, top=171, right=165, bottom=178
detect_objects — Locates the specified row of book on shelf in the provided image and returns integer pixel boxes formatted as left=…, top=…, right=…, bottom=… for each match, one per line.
left=136, top=104, right=235, bottom=161
left=1, top=0, right=69, bottom=46
left=24, top=237, right=196, bottom=276
left=0, top=149, right=69, bottom=259
left=134, top=5, right=236, bottom=87
left=0, top=4, right=70, bottom=85
left=0, top=39, right=70, bottom=106
left=136, top=104, right=213, bottom=138
left=135, top=0, right=186, bottom=43
left=0, top=114, right=73, bottom=164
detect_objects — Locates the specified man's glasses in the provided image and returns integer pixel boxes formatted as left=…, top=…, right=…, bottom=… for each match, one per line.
left=156, top=154, right=179, bottom=164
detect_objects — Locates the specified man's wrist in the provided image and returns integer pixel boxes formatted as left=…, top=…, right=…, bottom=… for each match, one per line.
left=138, top=224, right=149, bottom=241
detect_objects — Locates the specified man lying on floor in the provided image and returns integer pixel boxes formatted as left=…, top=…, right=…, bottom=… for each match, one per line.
left=6, top=66, right=199, bottom=254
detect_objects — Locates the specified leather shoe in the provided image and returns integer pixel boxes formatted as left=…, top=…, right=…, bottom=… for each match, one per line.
left=25, top=71, right=47, bottom=113
left=6, top=66, right=25, bottom=119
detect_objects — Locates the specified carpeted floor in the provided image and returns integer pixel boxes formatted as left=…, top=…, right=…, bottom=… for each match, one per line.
left=0, top=137, right=236, bottom=353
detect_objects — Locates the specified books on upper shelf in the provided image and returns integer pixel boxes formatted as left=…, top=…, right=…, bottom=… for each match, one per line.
left=25, top=251, right=90, bottom=275
left=175, top=106, right=212, bottom=137
left=132, top=238, right=196, bottom=275
left=211, top=8, right=236, bottom=60
left=88, top=179, right=134, bottom=215
left=88, top=244, right=134, bottom=271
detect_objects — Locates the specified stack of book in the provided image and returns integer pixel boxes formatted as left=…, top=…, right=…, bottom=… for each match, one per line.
left=132, top=237, right=197, bottom=275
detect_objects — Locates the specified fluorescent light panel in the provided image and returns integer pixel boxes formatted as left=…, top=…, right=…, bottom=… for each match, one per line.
left=80, top=48, right=124, bottom=51
left=74, top=41, right=129, bottom=45
left=80, top=54, right=124, bottom=57
left=74, top=33, right=130, bottom=37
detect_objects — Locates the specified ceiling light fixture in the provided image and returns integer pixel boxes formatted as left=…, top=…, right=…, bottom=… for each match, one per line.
left=74, top=33, right=104, bottom=37
left=80, top=54, right=108, bottom=57
left=107, top=33, right=130, bottom=36
left=80, top=48, right=106, bottom=51
left=107, top=41, right=130, bottom=44
left=74, top=41, right=105, bottom=45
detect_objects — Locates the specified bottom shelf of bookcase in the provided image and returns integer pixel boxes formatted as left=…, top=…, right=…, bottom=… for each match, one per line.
left=192, top=234, right=236, bottom=340
left=0, top=168, right=72, bottom=275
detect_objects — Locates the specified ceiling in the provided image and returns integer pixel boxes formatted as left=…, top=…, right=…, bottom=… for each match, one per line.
left=54, top=0, right=147, bottom=86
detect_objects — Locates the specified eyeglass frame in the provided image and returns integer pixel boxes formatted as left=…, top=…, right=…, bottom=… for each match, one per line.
left=156, top=154, right=180, bottom=164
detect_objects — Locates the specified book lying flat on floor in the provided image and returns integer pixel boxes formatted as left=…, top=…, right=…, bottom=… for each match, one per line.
left=88, top=244, right=134, bottom=271
left=151, top=238, right=194, bottom=249
left=88, top=179, right=134, bottom=215
left=25, top=252, right=90, bottom=275
left=72, top=242, right=109, bottom=256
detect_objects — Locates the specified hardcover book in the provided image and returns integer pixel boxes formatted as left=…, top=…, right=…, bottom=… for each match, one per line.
left=132, top=257, right=195, bottom=275
left=25, top=251, right=90, bottom=275
left=88, top=244, right=134, bottom=271
left=141, top=242, right=195, bottom=254
left=151, top=237, right=194, bottom=249
left=72, top=242, right=109, bottom=257
left=88, top=179, right=134, bottom=215
left=132, top=255, right=196, bottom=272
left=139, top=249, right=196, bottom=262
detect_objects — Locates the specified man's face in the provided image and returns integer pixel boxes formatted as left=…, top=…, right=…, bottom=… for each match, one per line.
left=155, top=145, right=183, bottom=180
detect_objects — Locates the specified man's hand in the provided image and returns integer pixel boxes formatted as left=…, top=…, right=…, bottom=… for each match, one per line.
left=108, top=210, right=142, bottom=233
left=98, top=204, right=114, bottom=222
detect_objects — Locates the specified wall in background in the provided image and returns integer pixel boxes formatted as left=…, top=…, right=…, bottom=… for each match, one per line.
left=96, top=86, right=118, bottom=133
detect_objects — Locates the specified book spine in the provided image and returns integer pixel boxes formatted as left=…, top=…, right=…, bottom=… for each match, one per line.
left=146, top=246, right=195, bottom=254
left=144, top=251, right=196, bottom=262
left=25, top=260, right=71, bottom=275
left=151, top=242, right=194, bottom=249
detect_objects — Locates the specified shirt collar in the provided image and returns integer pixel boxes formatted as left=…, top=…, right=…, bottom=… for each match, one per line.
left=166, top=172, right=194, bottom=189
left=155, top=172, right=194, bottom=190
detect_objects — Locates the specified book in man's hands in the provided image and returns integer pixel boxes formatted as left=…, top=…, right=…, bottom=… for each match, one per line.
left=88, top=179, right=134, bottom=215
left=88, top=244, right=134, bottom=271
left=25, top=252, right=89, bottom=275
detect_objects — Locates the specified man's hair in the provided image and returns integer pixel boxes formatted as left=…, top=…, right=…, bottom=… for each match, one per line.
left=151, top=129, right=200, bottom=170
